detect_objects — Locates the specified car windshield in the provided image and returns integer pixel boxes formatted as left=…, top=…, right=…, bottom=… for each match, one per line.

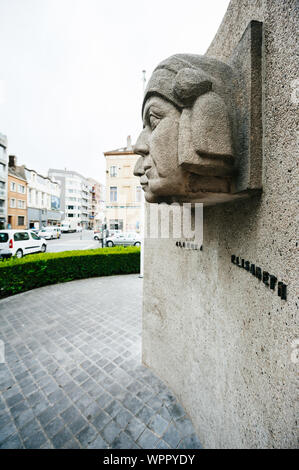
left=0, top=233, right=8, bottom=243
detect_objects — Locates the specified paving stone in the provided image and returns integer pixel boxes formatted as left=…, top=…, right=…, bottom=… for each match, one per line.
left=175, top=416, right=196, bottom=437
left=6, top=393, right=24, bottom=408
left=0, top=412, right=12, bottom=429
left=44, top=417, right=65, bottom=439
left=38, top=406, right=58, bottom=426
left=162, top=422, right=182, bottom=448
left=0, top=276, right=202, bottom=450
left=48, top=389, right=66, bottom=404
left=77, top=425, right=98, bottom=447
left=148, top=414, right=169, bottom=437
left=112, top=431, right=139, bottom=449
left=177, top=433, right=202, bottom=449
left=24, top=430, right=47, bottom=449
left=125, top=417, right=146, bottom=441
left=87, top=434, right=108, bottom=449
left=101, top=420, right=122, bottom=444
left=68, top=416, right=88, bottom=435
left=122, top=394, right=143, bottom=415
left=0, top=420, right=17, bottom=444
left=167, top=402, right=186, bottom=421
left=51, top=427, right=73, bottom=449
left=51, top=396, right=72, bottom=415
left=137, top=428, right=159, bottom=449
left=61, top=405, right=81, bottom=425
left=96, top=392, right=113, bottom=409
left=62, top=438, right=81, bottom=449
left=14, top=408, right=35, bottom=428
left=10, top=400, right=29, bottom=419
left=114, top=409, right=134, bottom=429
left=155, top=439, right=171, bottom=450
left=0, top=432, right=23, bottom=449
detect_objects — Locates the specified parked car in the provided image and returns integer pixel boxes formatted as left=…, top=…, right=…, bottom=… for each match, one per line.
left=61, top=221, right=80, bottom=233
left=38, top=227, right=60, bottom=239
left=105, top=232, right=141, bottom=247
left=0, top=230, right=47, bottom=259
left=30, top=228, right=40, bottom=235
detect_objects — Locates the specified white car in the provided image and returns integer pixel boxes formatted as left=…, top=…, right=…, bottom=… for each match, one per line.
left=38, top=227, right=60, bottom=239
left=105, top=232, right=141, bottom=247
left=0, top=230, right=47, bottom=259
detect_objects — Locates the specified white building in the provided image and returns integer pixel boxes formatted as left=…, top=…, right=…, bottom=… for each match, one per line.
left=0, top=133, right=8, bottom=229
left=48, top=169, right=95, bottom=229
left=24, top=167, right=61, bottom=229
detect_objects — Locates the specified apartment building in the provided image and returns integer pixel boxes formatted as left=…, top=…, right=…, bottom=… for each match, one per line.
left=7, top=156, right=27, bottom=229
left=48, top=169, right=100, bottom=229
left=0, top=133, right=8, bottom=229
left=103, top=136, right=142, bottom=232
left=87, top=178, right=105, bottom=230
left=24, top=168, right=61, bottom=229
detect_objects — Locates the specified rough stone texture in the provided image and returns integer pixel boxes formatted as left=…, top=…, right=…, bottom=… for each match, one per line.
left=0, top=276, right=201, bottom=449
left=142, top=0, right=298, bottom=448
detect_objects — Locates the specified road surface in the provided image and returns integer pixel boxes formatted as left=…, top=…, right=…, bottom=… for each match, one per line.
left=45, top=230, right=100, bottom=253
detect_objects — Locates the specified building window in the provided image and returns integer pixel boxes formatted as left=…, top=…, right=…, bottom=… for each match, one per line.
left=10, top=198, right=16, bottom=208
left=136, top=186, right=142, bottom=202
left=110, top=186, right=117, bottom=202
left=0, top=163, right=5, bottom=175
left=67, top=213, right=74, bottom=217
left=109, top=219, right=123, bottom=230
left=17, top=200, right=25, bottom=209
left=10, top=181, right=16, bottom=191
left=17, top=216, right=25, bottom=226
left=110, top=166, right=117, bottom=177
left=17, top=184, right=25, bottom=194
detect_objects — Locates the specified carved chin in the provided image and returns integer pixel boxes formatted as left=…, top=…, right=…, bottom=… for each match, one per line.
left=144, top=191, right=159, bottom=203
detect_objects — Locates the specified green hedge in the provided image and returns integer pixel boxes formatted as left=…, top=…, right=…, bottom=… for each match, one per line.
left=0, top=247, right=140, bottom=299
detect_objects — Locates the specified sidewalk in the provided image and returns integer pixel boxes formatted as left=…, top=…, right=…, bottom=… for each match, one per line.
left=0, top=275, right=202, bottom=449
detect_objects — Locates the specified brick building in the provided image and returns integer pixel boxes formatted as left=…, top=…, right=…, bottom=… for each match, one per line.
left=7, top=155, right=27, bottom=229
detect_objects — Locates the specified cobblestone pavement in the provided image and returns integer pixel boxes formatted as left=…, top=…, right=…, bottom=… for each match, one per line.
left=0, top=275, right=202, bottom=449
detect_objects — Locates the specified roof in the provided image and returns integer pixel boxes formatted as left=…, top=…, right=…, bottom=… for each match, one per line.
left=103, top=147, right=135, bottom=156
left=8, top=165, right=27, bottom=182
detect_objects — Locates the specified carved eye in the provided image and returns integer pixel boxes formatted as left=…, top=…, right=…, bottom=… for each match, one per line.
left=149, top=113, right=160, bottom=130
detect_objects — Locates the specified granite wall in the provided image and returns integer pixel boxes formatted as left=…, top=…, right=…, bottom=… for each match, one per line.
left=142, top=0, right=298, bottom=448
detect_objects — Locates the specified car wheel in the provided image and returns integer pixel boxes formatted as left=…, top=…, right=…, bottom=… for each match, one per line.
left=16, top=249, right=23, bottom=259
left=134, top=242, right=141, bottom=246
left=94, top=236, right=99, bottom=240
left=41, top=244, right=46, bottom=253
left=107, top=241, right=114, bottom=247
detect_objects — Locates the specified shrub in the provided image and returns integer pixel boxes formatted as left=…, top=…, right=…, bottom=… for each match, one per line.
left=0, top=246, right=140, bottom=299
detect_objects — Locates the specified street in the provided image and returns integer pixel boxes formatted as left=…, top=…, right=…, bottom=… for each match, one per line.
left=45, top=230, right=100, bottom=253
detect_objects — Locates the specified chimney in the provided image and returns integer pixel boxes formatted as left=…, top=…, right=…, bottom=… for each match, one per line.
left=9, top=155, right=17, bottom=168
left=127, top=135, right=132, bottom=150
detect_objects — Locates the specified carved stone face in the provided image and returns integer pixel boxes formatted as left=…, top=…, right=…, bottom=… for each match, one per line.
left=133, top=54, right=236, bottom=204
left=134, top=96, right=186, bottom=203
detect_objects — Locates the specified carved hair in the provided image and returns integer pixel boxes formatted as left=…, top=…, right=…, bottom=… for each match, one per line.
left=143, top=54, right=235, bottom=176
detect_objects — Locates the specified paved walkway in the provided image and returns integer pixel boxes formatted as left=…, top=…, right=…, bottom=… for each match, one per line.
left=0, top=275, right=202, bottom=449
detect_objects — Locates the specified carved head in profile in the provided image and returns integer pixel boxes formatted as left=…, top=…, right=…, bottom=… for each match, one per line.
left=133, top=54, right=236, bottom=203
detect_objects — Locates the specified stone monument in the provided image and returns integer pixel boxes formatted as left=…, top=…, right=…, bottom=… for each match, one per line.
left=137, top=0, right=298, bottom=449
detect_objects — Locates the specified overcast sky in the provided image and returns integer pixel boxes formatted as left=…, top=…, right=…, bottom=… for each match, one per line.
left=0, top=0, right=230, bottom=184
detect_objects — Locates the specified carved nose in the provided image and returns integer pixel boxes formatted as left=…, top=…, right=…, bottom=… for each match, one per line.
left=133, top=130, right=149, bottom=158
left=133, top=157, right=145, bottom=177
